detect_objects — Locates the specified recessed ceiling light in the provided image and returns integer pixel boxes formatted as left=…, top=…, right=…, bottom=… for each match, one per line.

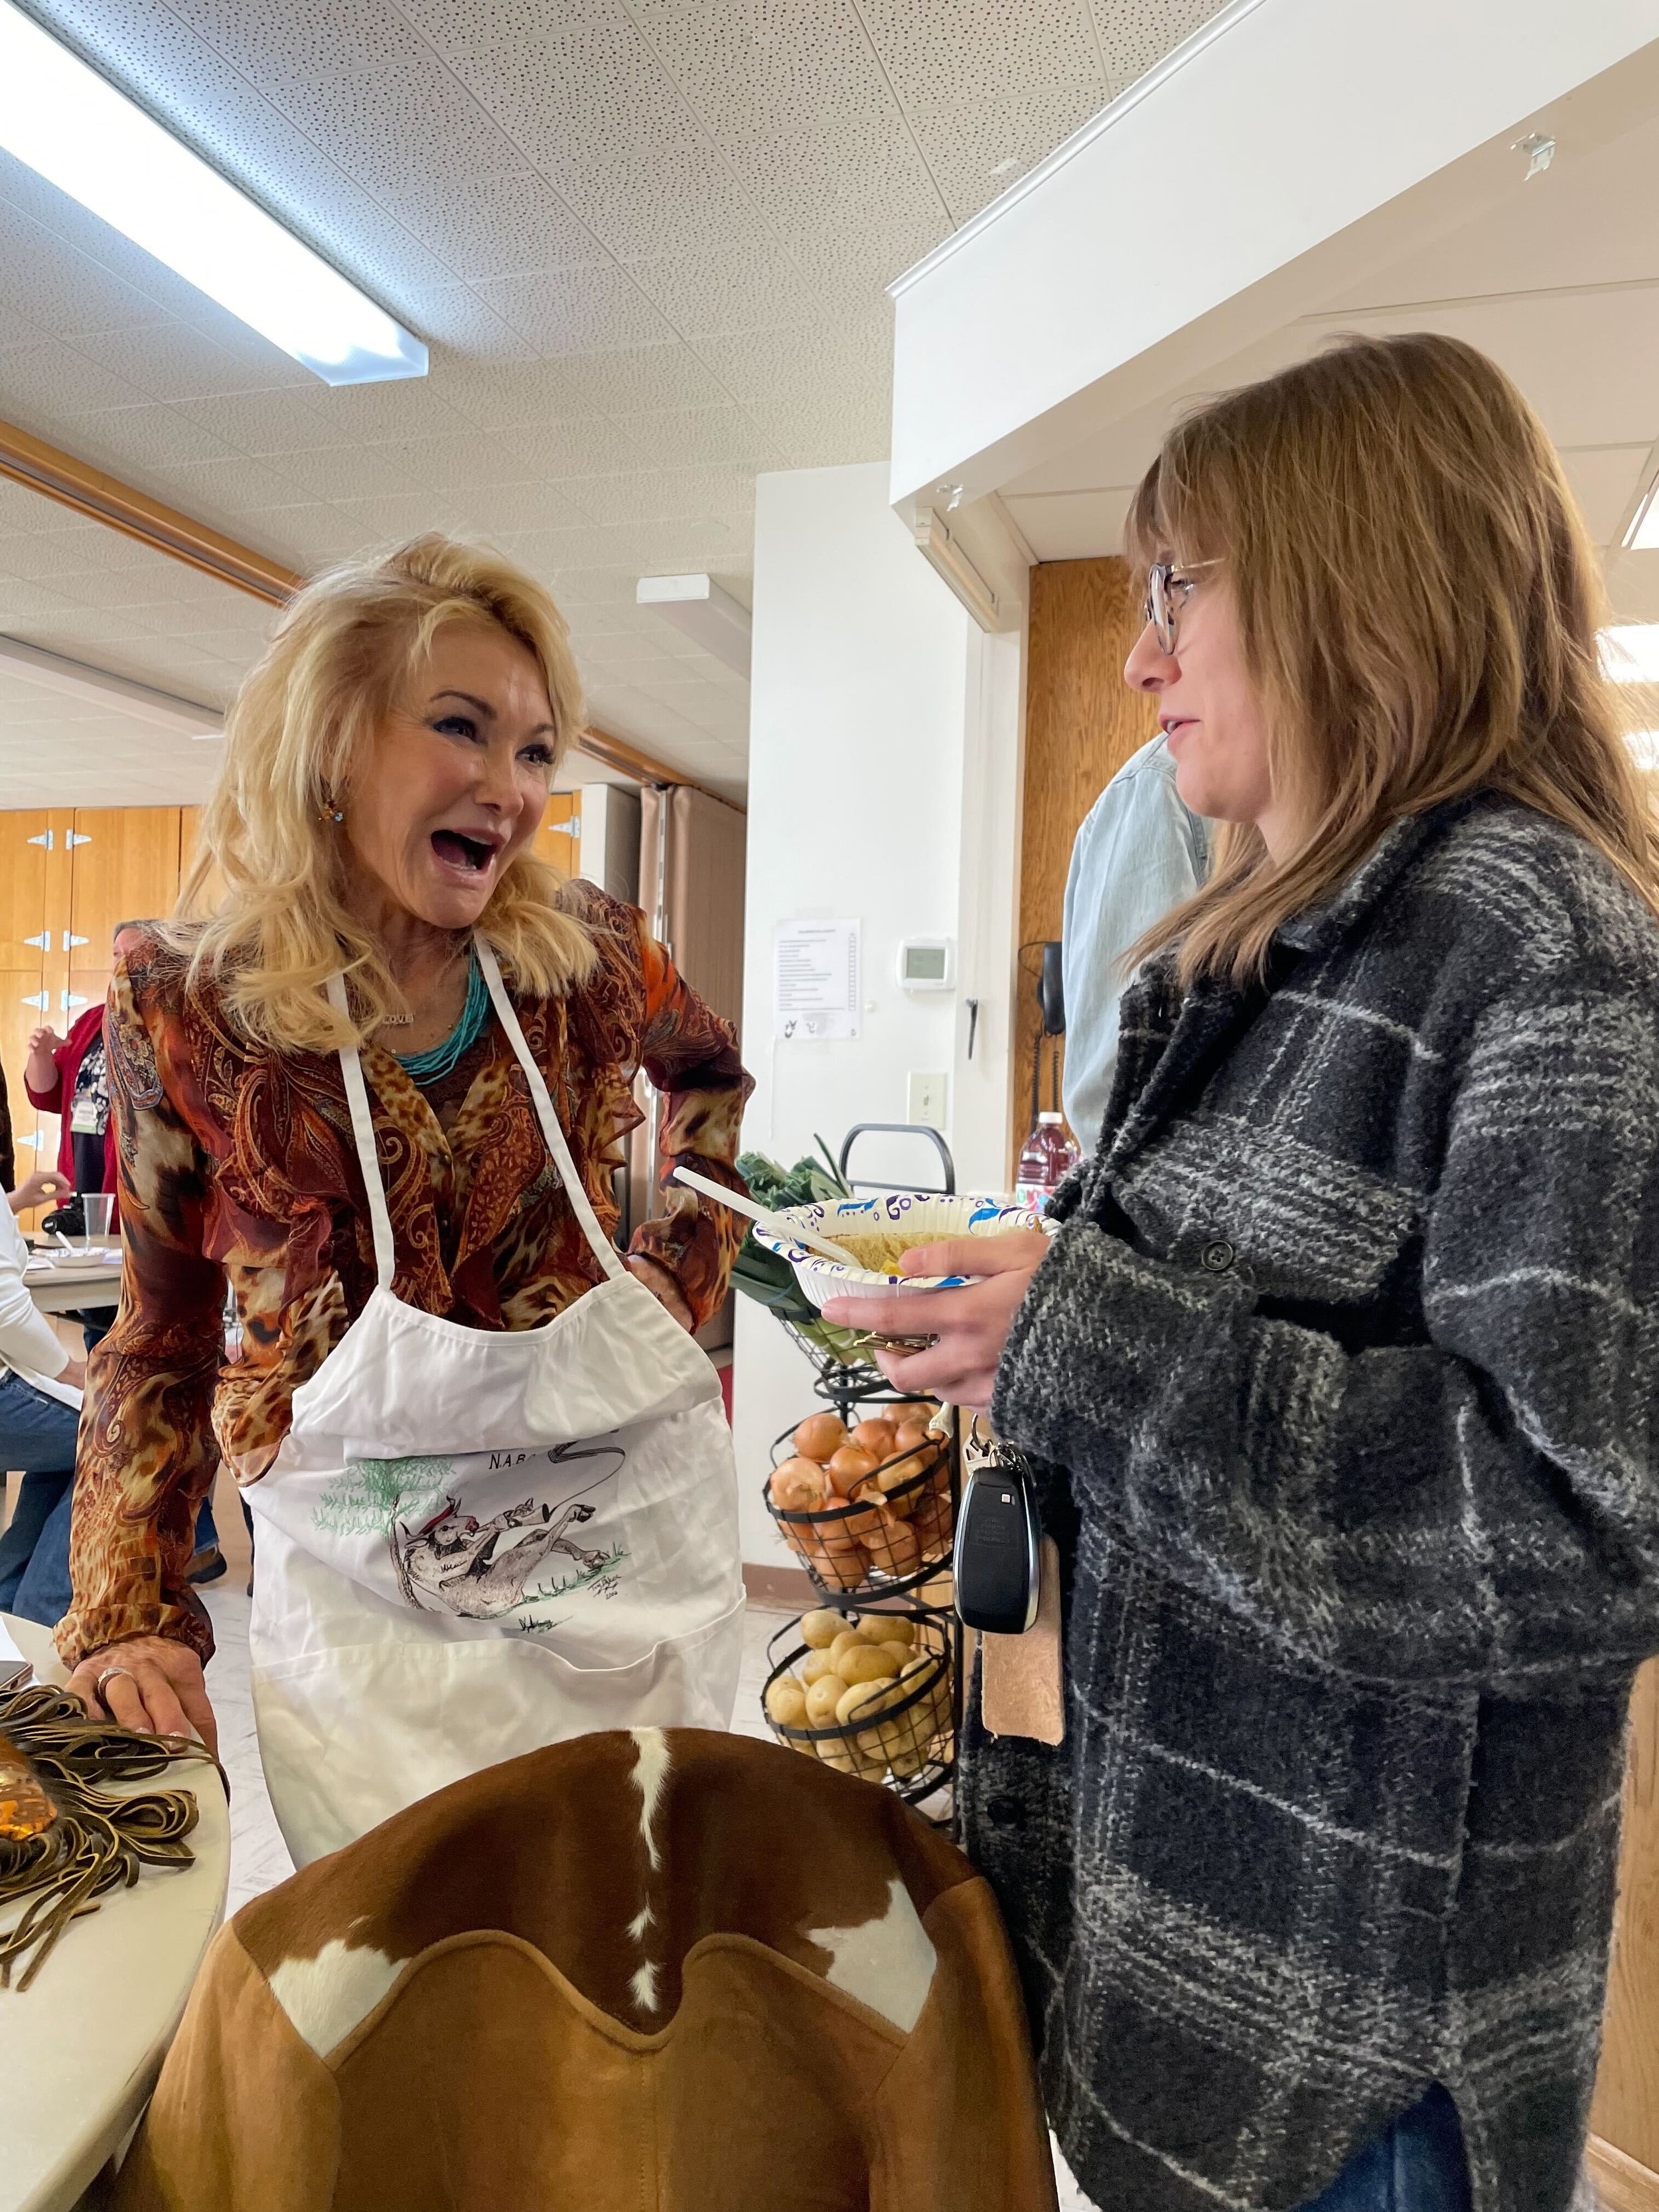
left=1600, top=626, right=1659, bottom=683
left=0, top=2, right=425, bottom=385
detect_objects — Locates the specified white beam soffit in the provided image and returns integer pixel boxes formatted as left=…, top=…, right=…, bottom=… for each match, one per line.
left=0, top=634, right=223, bottom=738
left=0, top=0, right=425, bottom=385
left=885, top=0, right=1659, bottom=506
left=635, top=574, right=753, bottom=678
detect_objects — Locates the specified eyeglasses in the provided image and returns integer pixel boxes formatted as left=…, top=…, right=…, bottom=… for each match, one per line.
left=1145, top=559, right=1222, bottom=653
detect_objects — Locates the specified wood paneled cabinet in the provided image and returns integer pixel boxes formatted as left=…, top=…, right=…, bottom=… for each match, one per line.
left=0, top=808, right=183, bottom=1215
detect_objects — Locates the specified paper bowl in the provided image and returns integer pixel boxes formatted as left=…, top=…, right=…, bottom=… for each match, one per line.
left=751, top=1193, right=1043, bottom=1312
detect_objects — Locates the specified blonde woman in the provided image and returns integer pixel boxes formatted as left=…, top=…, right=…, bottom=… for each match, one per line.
left=61, top=534, right=752, bottom=1863
left=828, top=335, right=1659, bottom=2212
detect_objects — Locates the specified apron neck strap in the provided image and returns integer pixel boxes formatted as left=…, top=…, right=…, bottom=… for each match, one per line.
left=473, top=937, right=625, bottom=1284
left=326, top=972, right=397, bottom=1291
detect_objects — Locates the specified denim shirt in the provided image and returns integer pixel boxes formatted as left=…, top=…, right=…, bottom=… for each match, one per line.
left=1060, top=734, right=1209, bottom=1151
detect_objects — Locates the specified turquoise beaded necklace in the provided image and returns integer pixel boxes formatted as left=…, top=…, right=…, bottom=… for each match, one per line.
left=394, top=949, right=492, bottom=1084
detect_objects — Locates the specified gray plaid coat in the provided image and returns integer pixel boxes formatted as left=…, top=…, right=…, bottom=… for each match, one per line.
left=968, top=794, right=1659, bottom=2212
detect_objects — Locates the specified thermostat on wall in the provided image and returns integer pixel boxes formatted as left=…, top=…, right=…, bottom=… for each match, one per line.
left=897, top=938, right=954, bottom=990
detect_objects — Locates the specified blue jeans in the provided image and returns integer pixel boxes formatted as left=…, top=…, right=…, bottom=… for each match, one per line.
left=0, top=1370, right=82, bottom=1625
left=1305, top=2089, right=1470, bottom=2212
left=0, top=1369, right=217, bottom=1628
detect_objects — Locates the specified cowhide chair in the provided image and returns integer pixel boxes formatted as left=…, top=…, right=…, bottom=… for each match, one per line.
left=116, top=1726, right=1058, bottom=2211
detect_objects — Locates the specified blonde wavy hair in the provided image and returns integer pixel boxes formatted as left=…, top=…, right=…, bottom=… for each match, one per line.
left=173, top=532, right=597, bottom=1052
left=1124, top=331, right=1659, bottom=989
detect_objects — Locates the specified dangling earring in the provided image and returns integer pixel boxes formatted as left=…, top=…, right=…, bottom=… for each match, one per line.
left=321, top=794, right=344, bottom=824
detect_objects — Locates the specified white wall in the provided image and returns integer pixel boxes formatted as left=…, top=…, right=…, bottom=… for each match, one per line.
left=733, top=461, right=1022, bottom=1566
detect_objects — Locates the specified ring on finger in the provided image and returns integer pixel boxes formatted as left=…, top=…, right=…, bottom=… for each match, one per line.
left=95, top=1665, right=135, bottom=1703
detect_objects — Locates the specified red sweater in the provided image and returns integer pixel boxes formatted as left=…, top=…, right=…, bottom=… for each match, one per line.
left=25, top=1002, right=117, bottom=1204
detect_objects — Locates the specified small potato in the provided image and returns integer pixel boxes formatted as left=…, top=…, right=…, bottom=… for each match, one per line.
left=876, top=1640, right=915, bottom=1672
left=802, top=1648, right=841, bottom=1686
left=868, top=1617, right=916, bottom=1647
left=828, top=1628, right=872, bottom=1670
left=799, top=1608, right=844, bottom=1650
left=794, top=1412, right=847, bottom=1462
left=841, top=1643, right=901, bottom=1686
left=764, top=1676, right=809, bottom=1728
left=805, top=1673, right=848, bottom=1727
left=837, top=1676, right=896, bottom=1728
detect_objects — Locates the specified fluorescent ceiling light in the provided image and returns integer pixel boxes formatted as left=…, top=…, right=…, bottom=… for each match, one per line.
left=636, top=574, right=752, bottom=678
left=0, top=3, right=425, bottom=386
left=1624, top=481, right=1659, bottom=553
left=0, top=633, right=222, bottom=738
left=1599, top=626, right=1659, bottom=683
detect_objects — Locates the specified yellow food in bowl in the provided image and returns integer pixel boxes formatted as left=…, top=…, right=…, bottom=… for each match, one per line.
left=830, top=1230, right=924, bottom=1274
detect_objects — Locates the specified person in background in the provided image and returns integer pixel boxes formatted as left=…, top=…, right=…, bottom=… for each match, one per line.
left=25, top=952, right=225, bottom=1584
left=828, top=332, right=1659, bottom=2212
left=0, top=1165, right=85, bottom=1624
left=1060, top=733, right=1208, bottom=1151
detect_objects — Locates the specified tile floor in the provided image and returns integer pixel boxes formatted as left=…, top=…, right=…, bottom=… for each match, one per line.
left=196, top=1576, right=1094, bottom=2205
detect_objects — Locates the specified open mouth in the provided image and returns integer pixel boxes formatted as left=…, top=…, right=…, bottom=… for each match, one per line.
left=431, top=828, right=500, bottom=873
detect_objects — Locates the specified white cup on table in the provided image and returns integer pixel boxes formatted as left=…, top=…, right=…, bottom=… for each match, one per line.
left=83, top=1193, right=114, bottom=1238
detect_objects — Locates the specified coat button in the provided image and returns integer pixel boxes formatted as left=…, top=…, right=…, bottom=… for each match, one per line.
left=985, top=1795, right=1026, bottom=1829
left=1200, top=1239, right=1235, bottom=1272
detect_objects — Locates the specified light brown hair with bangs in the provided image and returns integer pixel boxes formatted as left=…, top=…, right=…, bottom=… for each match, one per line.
left=1123, top=330, right=1659, bottom=989
left=170, top=532, right=597, bottom=1053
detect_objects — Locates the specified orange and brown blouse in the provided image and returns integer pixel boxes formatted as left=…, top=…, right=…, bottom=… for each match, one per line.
left=58, top=885, right=752, bottom=1671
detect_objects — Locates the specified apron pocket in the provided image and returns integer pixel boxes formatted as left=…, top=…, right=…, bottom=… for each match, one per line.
left=253, top=1593, right=747, bottom=1866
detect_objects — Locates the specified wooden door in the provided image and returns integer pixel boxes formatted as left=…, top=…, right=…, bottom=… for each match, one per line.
left=0, top=810, right=74, bottom=1210
left=64, top=808, right=182, bottom=1021
left=1590, top=1660, right=1659, bottom=2210
left=534, top=792, right=580, bottom=878
left=179, top=804, right=226, bottom=913
left=1017, top=557, right=1159, bottom=1171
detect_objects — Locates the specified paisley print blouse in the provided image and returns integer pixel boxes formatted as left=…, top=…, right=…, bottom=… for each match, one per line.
left=59, top=886, right=752, bottom=1669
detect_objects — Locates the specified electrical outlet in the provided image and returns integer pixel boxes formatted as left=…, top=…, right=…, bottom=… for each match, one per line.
left=907, top=1072, right=948, bottom=1130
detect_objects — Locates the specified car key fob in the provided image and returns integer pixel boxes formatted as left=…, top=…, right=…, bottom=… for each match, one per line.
left=954, top=1453, right=1041, bottom=1634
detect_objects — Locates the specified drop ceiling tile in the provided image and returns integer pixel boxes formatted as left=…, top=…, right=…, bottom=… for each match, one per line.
left=605, top=406, right=781, bottom=470
left=1090, top=0, right=1224, bottom=94
left=295, top=382, right=479, bottom=443
left=0, top=340, right=147, bottom=419
left=413, top=289, right=542, bottom=362
left=147, top=454, right=319, bottom=517
left=447, top=482, right=597, bottom=534
left=571, top=467, right=757, bottom=528
left=61, top=403, right=242, bottom=474
left=225, top=504, right=358, bottom=566
left=261, top=443, right=427, bottom=503
left=370, top=429, right=555, bottom=492
left=378, top=166, right=611, bottom=285
left=529, top=343, right=736, bottom=417
left=67, top=323, right=303, bottom=406
left=0, top=223, right=174, bottom=340
left=622, top=242, right=822, bottom=339
left=320, top=490, right=476, bottom=542
left=173, top=388, right=341, bottom=456
left=685, top=316, right=891, bottom=406
left=547, top=565, right=642, bottom=607
left=744, top=392, right=889, bottom=467
left=472, top=265, right=678, bottom=354
left=624, top=0, right=948, bottom=249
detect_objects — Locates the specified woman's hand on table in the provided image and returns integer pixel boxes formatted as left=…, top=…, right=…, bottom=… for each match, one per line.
left=821, top=1228, right=1051, bottom=1414
left=8, top=1167, right=73, bottom=1215
left=66, top=1635, right=218, bottom=1755
left=625, top=1254, right=697, bottom=1331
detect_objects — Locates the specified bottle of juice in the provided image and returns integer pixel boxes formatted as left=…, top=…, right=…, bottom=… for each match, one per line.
left=1014, top=1112, right=1081, bottom=1213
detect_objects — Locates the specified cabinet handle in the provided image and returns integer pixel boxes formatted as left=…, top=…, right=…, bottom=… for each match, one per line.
left=27, top=830, right=52, bottom=849
left=19, top=992, right=48, bottom=1010
left=23, top=932, right=48, bottom=950
left=60, top=993, right=89, bottom=1013
left=66, top=832, right=92, bottom=849
left=16, top=1131, right=43, bottom=1151
left=64, top=932, right=88, bottom=950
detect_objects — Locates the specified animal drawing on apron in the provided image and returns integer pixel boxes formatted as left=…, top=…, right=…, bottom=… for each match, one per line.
left=388, top=1443, right=627, bottom=1620
left=245, top=936, right=746, bottom=1868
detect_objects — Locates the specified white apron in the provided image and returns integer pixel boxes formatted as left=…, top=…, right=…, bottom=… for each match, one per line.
left=247, top=940, right=744, bottom=1866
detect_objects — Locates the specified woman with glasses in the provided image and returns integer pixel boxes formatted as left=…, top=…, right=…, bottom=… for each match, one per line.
left=826, top=332, right=1659, bottom=2212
